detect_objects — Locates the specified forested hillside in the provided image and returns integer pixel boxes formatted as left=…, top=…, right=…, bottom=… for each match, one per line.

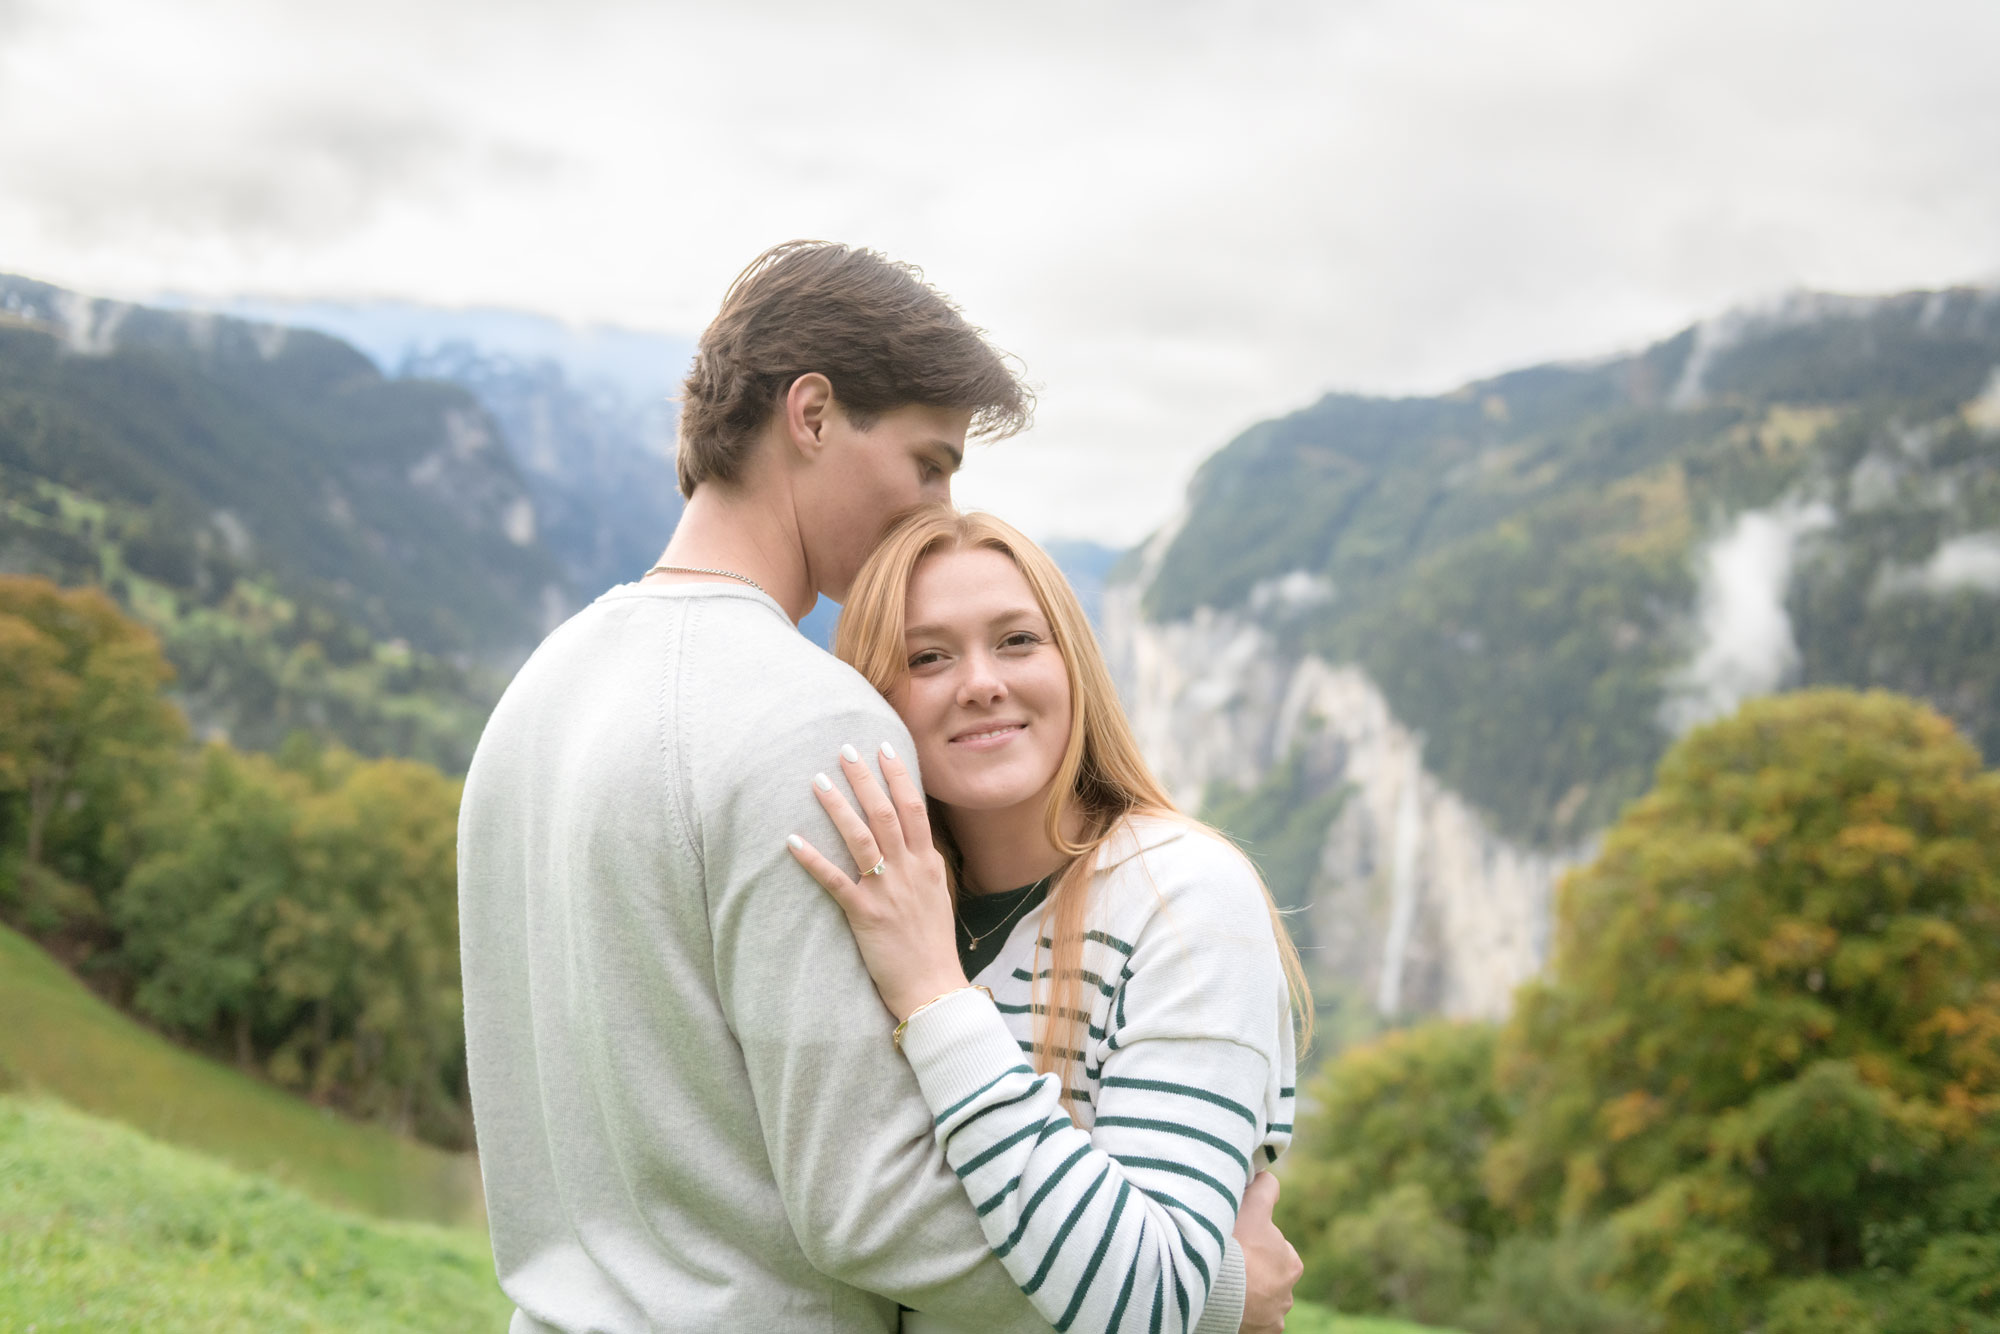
left=0, top=277, right=584, bottom=768
left=1149, top=288, right=2000, bottom=846
left=1107, top=286, right=2000, bottom=1023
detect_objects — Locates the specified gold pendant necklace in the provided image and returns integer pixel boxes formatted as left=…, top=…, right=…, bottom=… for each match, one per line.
left=957, top=877, right=1048, bottom=951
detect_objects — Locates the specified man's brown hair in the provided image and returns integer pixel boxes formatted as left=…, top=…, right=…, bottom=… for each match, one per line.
left=676, top=241, right=1033, bottom=496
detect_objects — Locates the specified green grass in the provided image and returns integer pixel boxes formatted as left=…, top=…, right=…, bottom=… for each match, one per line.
left=0, top=1096, right=1455, bottom=1333
left=0, top=925, right=480, bottom=1225
left=1286, top=1304, right=1464, bottom=1333
left=0, top=1095, right=509, bottom=1332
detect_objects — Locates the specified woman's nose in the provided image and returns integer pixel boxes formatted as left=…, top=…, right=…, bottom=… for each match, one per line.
left=956, top=654, right=1007, bottom=707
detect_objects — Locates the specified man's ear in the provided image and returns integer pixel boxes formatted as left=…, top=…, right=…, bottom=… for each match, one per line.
left=782, top=373, right=836, bottom=461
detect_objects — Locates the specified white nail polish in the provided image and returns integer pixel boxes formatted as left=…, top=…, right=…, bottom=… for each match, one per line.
left=880, top=740, right=897, bottom=760
left=813, top=773, right=833, bottom=792
left=787, top=834, right=804, bottom=851
left=841, top=743, right=860, bottom=764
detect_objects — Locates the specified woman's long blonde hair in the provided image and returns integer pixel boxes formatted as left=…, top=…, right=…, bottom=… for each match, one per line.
left=835, top=506, right=1313, bottom=1097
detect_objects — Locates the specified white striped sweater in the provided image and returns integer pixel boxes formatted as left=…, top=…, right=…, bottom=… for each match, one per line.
left=898, top=817, right=1298, bottom=1334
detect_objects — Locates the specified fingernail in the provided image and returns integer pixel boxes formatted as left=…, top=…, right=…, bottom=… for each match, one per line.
left=787, top=834, right=804, bottom=851
left=814, top=772, right=833, bottom=792
left=841, top=743, right=860, bottom=764
left=880, top=740, right=897, bottom=760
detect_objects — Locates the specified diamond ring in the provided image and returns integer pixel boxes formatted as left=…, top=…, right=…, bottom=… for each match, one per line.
left=860, top=858, right=887, bottom=878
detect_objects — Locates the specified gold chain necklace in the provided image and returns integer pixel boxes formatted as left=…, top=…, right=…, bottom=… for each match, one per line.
left=957, top=876, right=1051, bottom=951
left=644, top=563, right=771, bottom=598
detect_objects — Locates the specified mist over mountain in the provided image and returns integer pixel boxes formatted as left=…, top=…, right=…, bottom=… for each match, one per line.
left=1105, top=285, right=2000, bottom=1030
left=395, top=344, right=683, bottom=601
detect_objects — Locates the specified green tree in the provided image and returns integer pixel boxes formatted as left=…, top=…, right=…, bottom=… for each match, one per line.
left=115, top=742, right=470, bottom=1146
left=1278, top=1021, right=1510, bottom=1321
left=1486, top=690, right=2000, bottom=1331
left=269, top=753, right=466, bottom=1143
left=115, top=744, right=304, bottom=1065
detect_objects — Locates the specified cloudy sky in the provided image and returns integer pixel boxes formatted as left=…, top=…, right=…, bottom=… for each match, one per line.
left=3, top=0, right=1997, bottom=544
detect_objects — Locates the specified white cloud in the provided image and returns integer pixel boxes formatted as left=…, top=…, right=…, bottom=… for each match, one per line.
left=3, top=0, right=1999, bottom=544
left=1660, top=499, right=1836, bottom=735
left=1876, top=532, right=2000, bottom=599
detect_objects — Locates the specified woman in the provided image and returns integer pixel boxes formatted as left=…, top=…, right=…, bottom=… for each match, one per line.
left=786, top=507, right=1311, bottom=1334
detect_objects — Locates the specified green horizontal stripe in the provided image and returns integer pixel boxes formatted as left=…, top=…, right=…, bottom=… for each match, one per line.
left=1147, top=1188, right=1226, bottom=1253
left=995, top=1143, right=1093, bottom=1259
left=1105, top=1218, right=1146, bottom=1332
left=1025, top=1169, right=1108, bottom=1295
left=1110, top=1154, right=1236, bottom=1207
left=957, top=1119, right=1045, bottom=1178
left=944, top=1082, right=1045, bottom=1148
left=1013, top=967, right=1118, bottom=997
left=1057, top=1177, right=1132, bottom=1331
left=1096, top=1115, right=1250, bottom=1176
left=934, top=1065, right=1035, bottom=1126
left=1101, top=1075, right=1257, bottom=1127
left=1037, top=930, right=1136, bottom=956
left=977, top=1175, right=1023, bottom=1216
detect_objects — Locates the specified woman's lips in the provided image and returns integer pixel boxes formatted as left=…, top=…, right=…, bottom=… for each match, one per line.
left=949, top=722, right=1026, bottom=751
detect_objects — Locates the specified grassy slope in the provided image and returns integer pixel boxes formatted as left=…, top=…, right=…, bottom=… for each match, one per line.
left=0, top=1094, right=1442, bottom=1334
left=0, top=925, right=480, bottom=1225
left=1288, top=1310, right=1463, bottom=1334
left=0, top=1095, right=508, bottom=1332
left=0, top=928, right=1454, bottom=1330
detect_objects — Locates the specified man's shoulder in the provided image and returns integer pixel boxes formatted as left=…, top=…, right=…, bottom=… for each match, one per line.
left=680, top=599, right=896, bottom=723
left=664, top=595, right=908, bottom=785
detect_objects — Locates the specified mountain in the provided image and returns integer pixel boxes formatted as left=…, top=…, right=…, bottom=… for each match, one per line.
left=163, top=296, right=695, bottom=601
left=396, top=343, right=683, bottom=601
left=0, top=276, right=576, bottom=768
left=1103, top=287, right=2000, bottom=1031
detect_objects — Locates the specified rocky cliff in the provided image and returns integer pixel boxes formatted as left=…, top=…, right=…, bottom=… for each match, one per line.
left=1104, top=535, right=1570, bottom=1022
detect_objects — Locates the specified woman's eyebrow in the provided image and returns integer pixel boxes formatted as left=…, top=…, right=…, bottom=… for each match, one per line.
left=904, top=608, right=1042, bottom=641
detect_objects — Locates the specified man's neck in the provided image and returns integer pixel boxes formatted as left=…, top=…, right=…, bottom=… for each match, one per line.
left=651, top=481, right=817, bottom=623
left=947, top=791, right=1085, bottom=895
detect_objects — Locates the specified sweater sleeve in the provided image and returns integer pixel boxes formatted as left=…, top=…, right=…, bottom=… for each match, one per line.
left=704, top=701, right=1046, bottom=1330
left=897, top=856, right=1288, bottom=1334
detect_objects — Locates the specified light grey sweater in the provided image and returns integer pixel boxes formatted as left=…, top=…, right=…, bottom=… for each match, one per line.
left=460, top=583, right=1044, bottom=1332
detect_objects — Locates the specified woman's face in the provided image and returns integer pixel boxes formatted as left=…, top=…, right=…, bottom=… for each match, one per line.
left=887, top=546, right=1073, bottom=816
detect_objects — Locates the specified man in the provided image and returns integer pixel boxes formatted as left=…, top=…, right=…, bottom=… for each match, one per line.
left=459, top=241, right=1302, bottom=1331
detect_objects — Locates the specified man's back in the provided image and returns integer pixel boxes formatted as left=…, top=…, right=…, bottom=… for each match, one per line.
left=459, top=582, right=1039, bottom=1333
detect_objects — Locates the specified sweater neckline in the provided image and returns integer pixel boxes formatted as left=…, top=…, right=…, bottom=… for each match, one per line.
left=957, top=876, right=1053, bottom=980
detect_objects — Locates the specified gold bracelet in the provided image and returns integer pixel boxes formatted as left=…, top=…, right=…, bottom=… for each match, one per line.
left=893, top=984, right=994, bottom=1051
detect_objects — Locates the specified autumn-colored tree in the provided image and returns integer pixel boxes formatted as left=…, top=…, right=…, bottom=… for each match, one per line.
left=0, top=575, right=183, bottom=934
left=1487, top=690, right=2000, bottom=1331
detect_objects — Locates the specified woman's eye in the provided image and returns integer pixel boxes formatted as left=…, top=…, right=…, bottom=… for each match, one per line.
left=907, top=649, right=945, bottom=669
left=1000, top=632, right=1041, bottom=650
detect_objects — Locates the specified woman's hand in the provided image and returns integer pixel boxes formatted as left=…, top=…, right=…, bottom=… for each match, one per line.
left=787, top=741, right=971, bottom=1020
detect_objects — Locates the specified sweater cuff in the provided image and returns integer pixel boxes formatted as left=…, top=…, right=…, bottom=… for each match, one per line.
left=1196, top=1236, right=1247, bottom=1334
left=896, top=986, right=1031, bottom=1120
